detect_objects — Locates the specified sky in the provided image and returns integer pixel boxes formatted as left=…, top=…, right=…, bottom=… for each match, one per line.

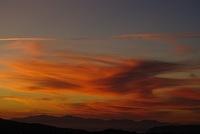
left=0, top=0, right=200, bottom=124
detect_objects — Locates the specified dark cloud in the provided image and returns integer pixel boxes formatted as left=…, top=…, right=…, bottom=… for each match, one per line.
left=94, top=59, right=200, bottom=98
left=168, top=97, right=200, bottom=107
left=95, top=60, right=182, bottom=93
left=28, top=77, right=80, bottom=90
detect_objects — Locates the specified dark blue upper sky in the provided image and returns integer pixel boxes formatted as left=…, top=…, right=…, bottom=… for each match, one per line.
left=0, top=0, right=199, bottom=38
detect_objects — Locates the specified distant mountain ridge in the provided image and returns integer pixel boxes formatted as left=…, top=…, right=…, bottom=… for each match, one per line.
left=1, top=117, right=200, bottom=134
left=0, top=118, right=88, bottom=134
left=12, top=115, right=168, bottom=132
left=147, top=125, right=200, bottom=134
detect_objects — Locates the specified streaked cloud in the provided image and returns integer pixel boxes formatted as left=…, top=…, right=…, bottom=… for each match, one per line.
left=0, top=40, right=199, bottom=123
left=113, top=32, right=200, bottom=55
left=0, top=37, right=55, bottom=41
left=113, top=32, right=200, bottom=40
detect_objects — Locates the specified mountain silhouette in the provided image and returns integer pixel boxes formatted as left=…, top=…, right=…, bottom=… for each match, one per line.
left=146, top=125, right=200, bottom=134
left=13, top=115, right=167, bottom=132
left=0, top=118, right=137, bottom=134
left=0, top=118, right=88, bottom=134
left=0, top=117, right=200, bottom=134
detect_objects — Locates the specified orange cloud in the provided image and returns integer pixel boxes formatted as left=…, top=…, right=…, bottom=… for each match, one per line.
left=6, top=41, right=43, bottom=57
left=0, top=40, right=200, bottom=123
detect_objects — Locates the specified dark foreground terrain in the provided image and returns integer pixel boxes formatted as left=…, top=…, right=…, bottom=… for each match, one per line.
left=0, top=118, right=200, bottom=134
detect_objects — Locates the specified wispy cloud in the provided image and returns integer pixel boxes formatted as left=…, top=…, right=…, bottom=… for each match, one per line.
left=0, top=39, right=200, bottom=123
left=113, top=32, right=200, bottom=54
left=0, top=37, right=55, bottom=41
left=112, top=32, right=200, bottom=40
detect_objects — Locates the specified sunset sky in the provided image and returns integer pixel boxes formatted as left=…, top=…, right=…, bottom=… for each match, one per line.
left=0, top=0, right=200, bottom=124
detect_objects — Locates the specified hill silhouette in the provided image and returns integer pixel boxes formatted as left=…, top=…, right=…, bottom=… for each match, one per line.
left=0, top=118, right=137, bottom=134
left=13, top=115, right=167, bottom=132
left=0, top=118, right=88, bottom=134
left=0, top=118, right=200, bottom=134
left=146, top=125, right=200, bottom=134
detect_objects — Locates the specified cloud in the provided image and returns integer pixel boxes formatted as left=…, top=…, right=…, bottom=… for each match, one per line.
left=113, top=32, right=200, bottom=55
left=0, top=37, right=55, bottom=41
left=6, top=41, right=43, bottom=56
left=1, top=42, right=199, bottom=95
left=112, top=32, right=200, bottom=40
left=0, top=96, right=66, bottom=117
left=94, top=60, right=191, bottom=94
left=0, top=40, right=200, bottom=123
left=154, top=86, right=200, bottom=101
left=174, top=45, right=192, bottom=54
left=28, top=77, right=80, bottom=90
